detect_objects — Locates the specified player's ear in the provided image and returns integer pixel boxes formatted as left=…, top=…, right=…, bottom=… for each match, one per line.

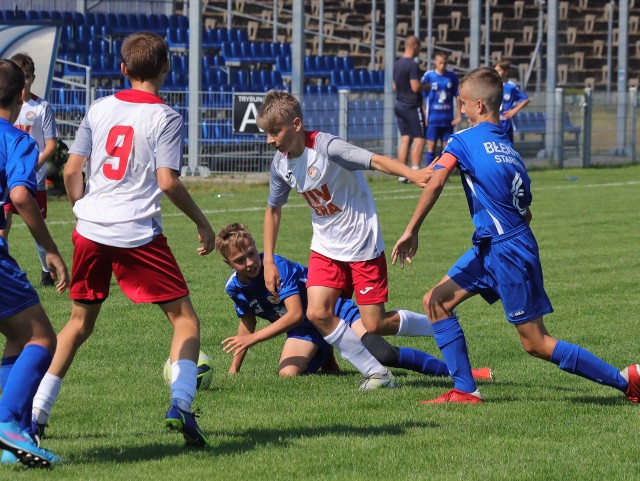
left=292, top=117, right=302, bottom=131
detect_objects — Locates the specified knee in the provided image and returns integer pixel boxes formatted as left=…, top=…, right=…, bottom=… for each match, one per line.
left=305, top=306, right=331, bottom=326
left=278, top=365, right=302, bottom=377
left=422, top=291, right=446, bottom=321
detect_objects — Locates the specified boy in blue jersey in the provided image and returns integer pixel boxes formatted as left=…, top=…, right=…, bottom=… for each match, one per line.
left=0, top=59, right=68, bottom=467
left=495, top=60, right=529, bottom=143
left=421, top=52, right=461, bottom=166
left=215, top=223, right=493, bottom=382
left=392, top=66, right=640, bottom=404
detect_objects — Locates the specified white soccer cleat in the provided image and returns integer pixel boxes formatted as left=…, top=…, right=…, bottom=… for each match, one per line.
left=359, top=370, right=398, bottom=390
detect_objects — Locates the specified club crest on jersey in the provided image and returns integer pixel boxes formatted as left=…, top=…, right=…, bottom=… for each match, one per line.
left=307, top=166, right=321, bottom=180
left=267, top=294, right=280, bottom=304
left=26, top=111, right=36, bottom=121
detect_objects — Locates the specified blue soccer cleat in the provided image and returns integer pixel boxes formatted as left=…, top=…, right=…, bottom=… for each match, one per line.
left=0, top=421, right=60, bottom=468
left=1, top=449, right=18, bottom=464
left=164, top=402, right=209, bottom=447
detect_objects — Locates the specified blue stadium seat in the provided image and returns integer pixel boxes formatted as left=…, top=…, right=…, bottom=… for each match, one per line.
left=26, top=10, right=39, bottom=20
left=275, top=55, right=291, bottom=75
left=232, top=28, right=249, bottom=43
left=166, top=28, right=189, bottom=50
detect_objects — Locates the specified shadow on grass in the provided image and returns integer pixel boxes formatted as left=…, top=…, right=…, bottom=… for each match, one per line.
left=71, top=420, right=438, bottom=464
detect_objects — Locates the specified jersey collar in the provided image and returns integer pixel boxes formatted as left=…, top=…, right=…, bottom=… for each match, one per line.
left=115, top=89, right=165, bottom=104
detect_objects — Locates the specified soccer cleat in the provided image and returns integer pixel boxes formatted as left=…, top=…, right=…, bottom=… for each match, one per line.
left=621, top=364, right=640, bottom=403
left=31, top=417, right=47, bottom=447
left=471, top=367, right=494, bottom=381
left=398, top=176, right=410, bottom=184
left=0, top=421, right=60, bottom=468
left=164, top=402, right=209, bottom=446
left=1, top=450, right=18, bottom=464
left=359, top=370, right=398, bottom=390
left=420, top=388, right=483, bottom=404
left=40, top=271, right=55, bottom=287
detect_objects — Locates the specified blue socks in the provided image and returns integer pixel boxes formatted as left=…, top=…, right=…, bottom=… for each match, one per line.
left=551, top=340, right=628, bottom=392
left=0, top=345, right=52, bottom=425
left=432, top=316, right=477, bottom=393
left=0, top=356, right=18, bottom=391
left=426, top=151, right=435, bottom=165
left=398, top=347, right=449, bottom=377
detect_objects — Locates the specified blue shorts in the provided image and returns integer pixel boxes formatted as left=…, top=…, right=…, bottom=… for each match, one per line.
left=0, top=238, right=40, bottom=318
left=394, top=102, right=426, bottom=138
left=426, top=125, right=454, bottom=144
left=335, top=297, right=361, bottom=326
left=447, top=225, right=553, bottom=324
left=287, top=321, right=333, bottom=374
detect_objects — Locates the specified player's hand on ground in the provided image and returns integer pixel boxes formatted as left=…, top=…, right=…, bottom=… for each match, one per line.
left=46, top=252, right=69, bottom=294
left=391, top=232, right=419, bottom=269
left=221, top=335, right=255, bottom=355
left=196, top=224, right=215, bottom=255
left=263, top=259, right=281, bottom=296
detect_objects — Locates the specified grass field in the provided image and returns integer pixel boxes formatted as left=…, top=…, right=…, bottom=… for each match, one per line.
left=3, top=164, right=640, bottom=480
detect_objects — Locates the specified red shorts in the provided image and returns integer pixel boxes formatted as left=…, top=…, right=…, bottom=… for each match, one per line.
left=70, top=230, right=189, bottom=303
left=4, top=190, right=47, bottom=219
left=306, top=251, right=389, bottom=305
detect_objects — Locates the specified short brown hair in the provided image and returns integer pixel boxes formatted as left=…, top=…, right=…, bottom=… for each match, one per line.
left=121, top=32, right=168, bottom=81
left=494, top=59, right=511, bottom=73
left=0, top=59, right=25, bottom=108
left=257, top=89, right=302, bottom=132
left=459, top=67, right=503, bottom=114
left=10, top=53, right=35, bottom=78
left=215, top=223, right=256, bottom=260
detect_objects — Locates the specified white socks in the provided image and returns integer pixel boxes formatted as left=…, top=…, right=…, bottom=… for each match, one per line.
left=34, top=240, right=49, bottom=272
left=170, top=359, right=197, bottom=412
left=32, top=373, right=62, bottom=424
left=395, top=309, right=435, bottom=337
left=324, top=319, right=387, bottom=377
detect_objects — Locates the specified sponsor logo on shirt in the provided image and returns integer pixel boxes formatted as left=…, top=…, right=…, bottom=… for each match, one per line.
left=26, top=111, right=36, bottom=121
left=307, top=166, right=321, bottom=181
left=300, top=183, right=343, bottom=217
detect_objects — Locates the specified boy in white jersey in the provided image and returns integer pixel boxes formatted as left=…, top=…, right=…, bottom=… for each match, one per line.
left=0, top=53, right=59, bottom=287
left=31, top=32, right=215, bottom=447
left=392, top=67, right=640, bottom=405
left=258, top=90, right=437, bottom=389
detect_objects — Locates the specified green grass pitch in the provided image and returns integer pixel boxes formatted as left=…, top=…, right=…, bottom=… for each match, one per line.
left=3, top=164, right=640, bottom=480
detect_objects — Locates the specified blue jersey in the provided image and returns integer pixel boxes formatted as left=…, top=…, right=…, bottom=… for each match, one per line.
left=0, top=117, right=40, bottom=318
left=224, top=254, right=360, bottom=328
left=442, top=122, right=532, bottom=244
left=0, top=117, right=38, bottom=229
left=421, top=70, right=459, bottom=126
left=500, top=81, right=528, bottom=133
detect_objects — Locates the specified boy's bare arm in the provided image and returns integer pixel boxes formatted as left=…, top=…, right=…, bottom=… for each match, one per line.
left=157, top=167, right=215, bottom=255
left=370, top=153, right=437, bottom=187
left=263, top=205, right=282, bottom=294
left=226, top=315, right=257, bottom=374
left=10, top=185, right=69, bottom=292
left=63, top=153, right=88, bottom=208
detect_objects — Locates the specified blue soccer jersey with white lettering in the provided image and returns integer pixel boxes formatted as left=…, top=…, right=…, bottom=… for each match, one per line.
left=442, top=122, right=532, bottom=244
left=421, top=70, right=459, bottom=126
left=224, top=254, right=360, bottom=330
left=500, top=81, right=528, bottom=133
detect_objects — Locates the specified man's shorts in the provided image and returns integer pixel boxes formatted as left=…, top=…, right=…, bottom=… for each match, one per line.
left=394, top=102, right=426, bottom=139
left=70, top=230, right=189, bottom=303
left=426, top=125, right=454, bottom=145
left=4, top=190, right=48, bottom=219
left=447, top=226, right=553, bottom=324
left=307, top=251, right=389, bottom=305
left=0, top=238, right=39, bottom=318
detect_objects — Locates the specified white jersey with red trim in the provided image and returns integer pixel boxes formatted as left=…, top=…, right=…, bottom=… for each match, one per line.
left=14, top=94, right=58, bottom=190
left=69, top=89, right=184, bottom=248
left=267, top=131, right=384, bottom=262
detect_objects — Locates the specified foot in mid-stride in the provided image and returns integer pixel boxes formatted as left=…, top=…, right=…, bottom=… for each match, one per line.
left=359, top=370, right=398, bottom=390
left=0, top=421, right=60, bottom=468
left=164, top=402, right=209, bottom=446
left=420, top=388, right=483, bottom=404
left=621, top=364, right=640, bottom=403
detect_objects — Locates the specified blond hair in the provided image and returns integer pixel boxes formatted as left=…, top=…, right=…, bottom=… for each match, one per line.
left=215, top=223, right=256, bottom=260
left=257, top=89, right=302, bottom=132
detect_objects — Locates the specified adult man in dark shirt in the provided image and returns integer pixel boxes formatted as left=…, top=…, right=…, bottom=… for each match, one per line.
left=392, top=35, right=425, bottom=183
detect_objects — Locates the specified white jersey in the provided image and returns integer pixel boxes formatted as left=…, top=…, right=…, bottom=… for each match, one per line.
left=267, top=131, right=384, bottom=262
left=14, top=94, right=58, bottom=190
left=69, top=89, right=184, bottom=248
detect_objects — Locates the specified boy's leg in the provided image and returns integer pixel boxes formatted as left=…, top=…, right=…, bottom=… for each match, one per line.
left=516, top=318, right=636, bottom=401
left=160, top=296, right=208, bottom=446
left=0, top=304, right=61, bottom=467
left=278, top=337, right=319, bottom=376
left=32, top=301, right=101, bottom=430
